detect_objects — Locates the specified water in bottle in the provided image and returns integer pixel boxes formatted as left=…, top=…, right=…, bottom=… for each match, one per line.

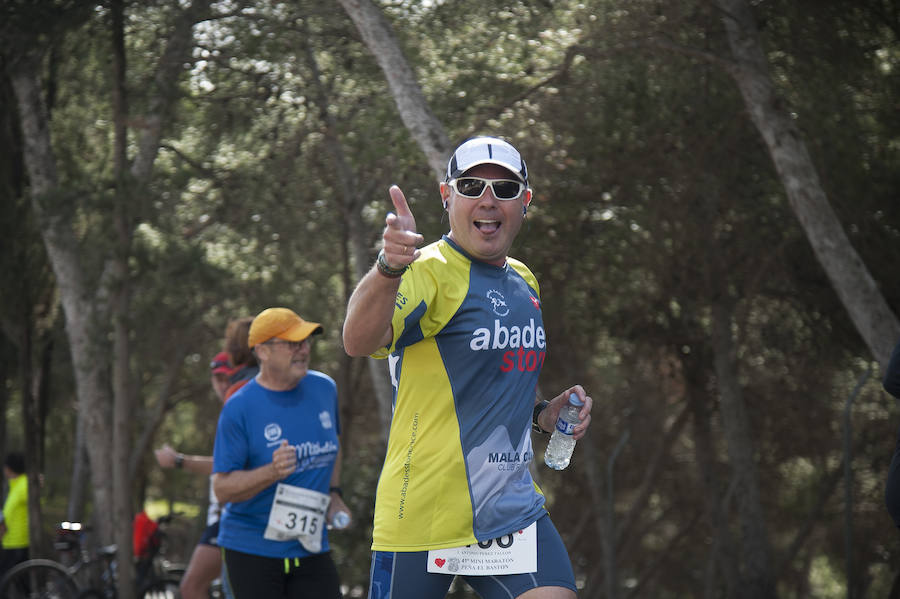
left=544, top=393, right=584, bottom=470
left=331, top=510, right=351, bottom=529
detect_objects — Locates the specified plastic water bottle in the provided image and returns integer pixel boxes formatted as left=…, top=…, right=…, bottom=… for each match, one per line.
left=544, top=393, right=584, bottom=470
left=331, top=510, right=351, bottom=529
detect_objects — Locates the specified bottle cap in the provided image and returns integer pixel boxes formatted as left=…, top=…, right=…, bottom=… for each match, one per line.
left=568, top=392, right=584, bottom=407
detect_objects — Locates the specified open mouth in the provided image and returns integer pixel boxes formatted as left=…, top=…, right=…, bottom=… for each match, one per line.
left=474, top=219, right=500, bottom=234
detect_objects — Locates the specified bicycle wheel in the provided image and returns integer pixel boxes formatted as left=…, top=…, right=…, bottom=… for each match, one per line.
left=161, top=565, right=186, bottom=580
left=0, top=559, right=80, bottom=599
left=138, top=576, right=181, bottom=599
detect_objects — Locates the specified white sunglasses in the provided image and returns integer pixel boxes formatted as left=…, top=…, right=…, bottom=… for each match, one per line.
left=449, top=177, right=525, bottom=200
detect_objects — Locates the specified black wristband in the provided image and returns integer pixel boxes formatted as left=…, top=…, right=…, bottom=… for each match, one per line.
left=175, top=453, right=185, bottom=469
left=329, top=486, right=343, bottom=497
left=376, top=249, right=407, bottom=279
left=532, top=400, right=551, bottom=434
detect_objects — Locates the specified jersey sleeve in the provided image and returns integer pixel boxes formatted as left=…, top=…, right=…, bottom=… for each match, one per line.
left=372, top=245, right=449, bottom=358
left=213, top=399, right=251, bottom=473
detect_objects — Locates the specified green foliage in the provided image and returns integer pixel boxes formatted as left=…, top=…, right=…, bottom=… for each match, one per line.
left=3, top=0, right=899, bottom=595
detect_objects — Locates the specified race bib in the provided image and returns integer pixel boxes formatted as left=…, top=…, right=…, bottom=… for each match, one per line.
left=426, top=522, right=537, bottom=575
left=264, top=483, right=330, bottom=553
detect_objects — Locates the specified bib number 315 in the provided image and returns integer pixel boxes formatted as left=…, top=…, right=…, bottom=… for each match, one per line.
left=264, top=483, right=329, bottom=553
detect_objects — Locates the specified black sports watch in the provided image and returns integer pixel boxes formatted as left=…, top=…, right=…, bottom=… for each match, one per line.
left=532, top=400, right=551, bottom=434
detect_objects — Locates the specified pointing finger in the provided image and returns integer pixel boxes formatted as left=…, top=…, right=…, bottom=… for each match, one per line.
left=384, top=186, right=423, bottom=255
left=390, top=185, right=413, bottom=218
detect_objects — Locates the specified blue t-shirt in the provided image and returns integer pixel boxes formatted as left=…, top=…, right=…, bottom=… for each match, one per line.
left=213, top=371, right=340, bottom=558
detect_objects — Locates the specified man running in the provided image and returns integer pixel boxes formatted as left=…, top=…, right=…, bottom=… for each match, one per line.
left=343, top=136, right=592, bottom=599
left=214, top=307, right=349, bottom=599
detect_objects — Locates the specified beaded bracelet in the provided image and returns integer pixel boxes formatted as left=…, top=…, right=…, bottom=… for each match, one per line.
left=376, top=249, right=407, bottom=278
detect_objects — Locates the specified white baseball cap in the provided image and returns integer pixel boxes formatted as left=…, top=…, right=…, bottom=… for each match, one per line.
left=445, top=136, right=528, bottom=185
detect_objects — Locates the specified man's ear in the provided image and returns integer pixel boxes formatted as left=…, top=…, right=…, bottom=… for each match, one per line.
left=523, top=188, right=533, bottom=209
left=440, top=182, right=451, bottom=209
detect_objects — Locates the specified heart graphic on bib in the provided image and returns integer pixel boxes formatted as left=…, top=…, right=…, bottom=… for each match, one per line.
left=434, top=558, right=446, bottom=568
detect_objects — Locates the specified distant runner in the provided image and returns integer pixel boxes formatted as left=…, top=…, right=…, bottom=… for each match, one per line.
left=154, top=349, right=238, bottom=599
left=214, top=307, right=349, bottom=599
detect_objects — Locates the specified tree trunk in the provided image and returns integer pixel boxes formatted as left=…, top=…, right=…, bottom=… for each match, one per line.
left=687, top=373, right=741, bottom=599
left=0, top=337, right=7, bottom=473
left=616, top=404, right=689, bottom=557
left=112, top=273, right=135, bottom=599
left=24, top=330, right=53, bottom=558
left=580, top=432, right=614, bottom=598
left=711, top=300, right=777, bottom=599
left=337, top=0, right=461, bottom=441
left=67, top=420, right=88, bottom=522
left=336, top=0, right=452, bottom=178
left=128, top=348, right=187, bottom=478
left=11, top=5, right=212, bottom=565
left=299, top=26, right=394, bottom=441
left=108, top=2, right=136, bottom=595
left=10, top=54, right=117, bottom=544
left=715, top=0, right=899, bottom=368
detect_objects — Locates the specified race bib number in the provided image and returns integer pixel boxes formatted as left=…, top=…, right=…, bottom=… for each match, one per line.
left=264, top=483, right=329, bottom=553
left=426, top=522, right=537, bottom=575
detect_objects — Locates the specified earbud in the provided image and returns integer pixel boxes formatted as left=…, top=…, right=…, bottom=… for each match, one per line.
left=443, top=202, right=448, bottom=210
left=523, top=206, right=528, bottom=215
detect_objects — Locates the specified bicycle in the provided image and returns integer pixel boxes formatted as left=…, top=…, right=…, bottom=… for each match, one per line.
left=0, top=518, right=184, bottom=599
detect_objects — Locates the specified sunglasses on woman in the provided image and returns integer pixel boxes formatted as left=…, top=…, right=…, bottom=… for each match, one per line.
left=449, top=177, right=525, bottom=200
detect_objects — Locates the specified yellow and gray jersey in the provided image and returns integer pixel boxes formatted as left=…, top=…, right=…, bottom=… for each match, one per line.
left=371, top=236, right=547, bottom=552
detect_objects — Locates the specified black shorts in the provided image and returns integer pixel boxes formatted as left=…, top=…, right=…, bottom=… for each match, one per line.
left=223, top=548, right=341, bottom=599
